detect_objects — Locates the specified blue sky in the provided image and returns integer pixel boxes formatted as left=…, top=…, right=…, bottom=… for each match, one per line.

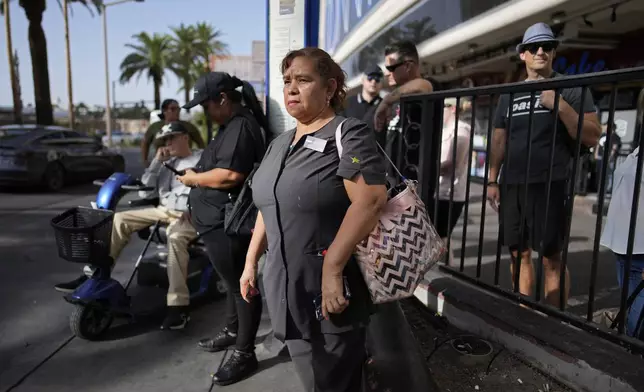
left=0, top=0, right=266, bottom=108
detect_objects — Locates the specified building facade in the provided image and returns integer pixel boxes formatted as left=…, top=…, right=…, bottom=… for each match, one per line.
left=209, top=40, right=267, bottom=107
left=318, top=0, right=644, bottom=178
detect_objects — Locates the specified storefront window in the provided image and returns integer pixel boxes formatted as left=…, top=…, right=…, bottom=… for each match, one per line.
left=340, top=0, right=511, bottom=80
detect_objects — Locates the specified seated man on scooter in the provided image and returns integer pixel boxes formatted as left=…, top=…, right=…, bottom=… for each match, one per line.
left=54, top=121, right=202, bottom=330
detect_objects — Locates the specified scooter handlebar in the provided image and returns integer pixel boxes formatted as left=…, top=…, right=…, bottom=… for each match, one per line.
left=121, top=184, right=155, bottom=191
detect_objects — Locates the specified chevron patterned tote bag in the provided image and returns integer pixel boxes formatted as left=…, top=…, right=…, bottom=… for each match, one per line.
left=335, top=120, right=446, bottom=304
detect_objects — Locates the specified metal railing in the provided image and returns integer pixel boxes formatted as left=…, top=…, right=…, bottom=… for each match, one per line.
left=397, top=66, right=644, bottom=354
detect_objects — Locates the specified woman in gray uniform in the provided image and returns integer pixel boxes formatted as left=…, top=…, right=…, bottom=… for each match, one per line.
left=240, top=47, right=388, bottom=392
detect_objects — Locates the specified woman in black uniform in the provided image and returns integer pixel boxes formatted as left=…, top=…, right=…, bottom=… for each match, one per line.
left=240, top=48, right=388, bottom=392
left=177, top=72, right=271, bottom=386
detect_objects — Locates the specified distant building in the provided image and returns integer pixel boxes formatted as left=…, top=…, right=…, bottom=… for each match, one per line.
left=209, top=40, right=266, bottom=108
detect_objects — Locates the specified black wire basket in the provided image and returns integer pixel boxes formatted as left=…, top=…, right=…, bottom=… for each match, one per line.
left=51, top=207, right=114, bottom=267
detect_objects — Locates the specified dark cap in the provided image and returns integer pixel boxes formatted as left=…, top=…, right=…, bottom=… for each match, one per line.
left=155, top=121, right=188, bottom=141
left=183, top=72, right=244, bottom=109
left=364, top=65, right=384, bottom=77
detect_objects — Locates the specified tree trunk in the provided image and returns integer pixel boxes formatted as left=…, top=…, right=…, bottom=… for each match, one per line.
left=153, top=81, right=161, bottom=110
left=184, top=77, right=191, bottom=109
left=4, top=1, right=23, bottom=124
left=23, top=0, right=53, bottom=125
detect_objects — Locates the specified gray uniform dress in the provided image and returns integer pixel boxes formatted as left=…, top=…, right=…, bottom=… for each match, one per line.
left=251, top=116, right=386, bottom=392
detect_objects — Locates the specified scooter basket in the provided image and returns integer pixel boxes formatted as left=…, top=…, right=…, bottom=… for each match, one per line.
left=51, top=207, right=114, bottom=266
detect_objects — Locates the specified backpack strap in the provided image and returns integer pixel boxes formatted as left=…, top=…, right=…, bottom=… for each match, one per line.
left=335, top=119, right=348, bottom=158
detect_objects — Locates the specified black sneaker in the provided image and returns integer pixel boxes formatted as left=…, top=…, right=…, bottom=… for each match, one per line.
left=160, top=306, right=190, bottom=330
left=54, top=275, right=88, bottom=293
left=198, top=327, right=237, bottom=352
left=212, top=350, right=258, bottom=386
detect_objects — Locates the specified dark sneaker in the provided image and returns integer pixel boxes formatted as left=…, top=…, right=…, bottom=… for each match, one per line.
left=54, top=275, right=88, bottom=293
left=198, top=327, right=237, bottom=352
left=212, top=350, right=258, bottom=386
left=160, top=306, right=190, bottom=330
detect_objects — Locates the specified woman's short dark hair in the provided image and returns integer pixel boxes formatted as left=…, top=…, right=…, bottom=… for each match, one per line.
left=159, top=99, right=179, bottom=120
left=280, top=47, right=347, bottom=112
left=161, top=99, right=178, bottom=111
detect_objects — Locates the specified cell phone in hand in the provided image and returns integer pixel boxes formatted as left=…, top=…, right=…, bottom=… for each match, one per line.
left=247, top=286, right=259, bottom=298
left=162, top=161, right=185, bottom=176
left=313, top=277, right=352, bottom=321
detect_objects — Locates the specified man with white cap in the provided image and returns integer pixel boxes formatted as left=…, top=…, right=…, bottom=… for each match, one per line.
left=487, top=23, right=601, bottom=308
left=55, top=121, right=203, bottom=330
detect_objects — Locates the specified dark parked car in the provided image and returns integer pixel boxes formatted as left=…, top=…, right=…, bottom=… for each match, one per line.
left=0, top=124, right=125, bottom=191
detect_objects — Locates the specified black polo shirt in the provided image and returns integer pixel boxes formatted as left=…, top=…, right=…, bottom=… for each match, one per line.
left=341, top=93, right=382, bottom=124
left=189, top=108, right=265, bottom=232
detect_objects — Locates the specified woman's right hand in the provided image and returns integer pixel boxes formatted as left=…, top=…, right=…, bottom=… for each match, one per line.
left=240, top=263, right=259, bottom=303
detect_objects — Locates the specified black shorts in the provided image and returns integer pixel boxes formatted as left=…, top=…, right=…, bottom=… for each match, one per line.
left=500, top=180, right=569, bottom=257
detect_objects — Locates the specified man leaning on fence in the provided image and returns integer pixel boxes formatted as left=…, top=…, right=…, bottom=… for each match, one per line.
left=487, top=23, right=601, bottom=308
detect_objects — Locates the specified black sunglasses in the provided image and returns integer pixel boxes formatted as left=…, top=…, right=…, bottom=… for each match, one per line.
left=367, top=75, right=382, bottom=82
left=385, top=60, right=411, bottom=73
left=523, top=41, right=558, bottom=55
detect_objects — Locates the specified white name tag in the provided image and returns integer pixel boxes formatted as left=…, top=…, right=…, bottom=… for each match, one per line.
left=304, top=136, right=327, bottom=153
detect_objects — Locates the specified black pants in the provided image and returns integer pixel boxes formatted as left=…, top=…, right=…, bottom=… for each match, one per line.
left=286, top=329, right=366, bottom=392
left=201, top=228, right=262, bottom=353
left=430, top=199, right=466, bottom=238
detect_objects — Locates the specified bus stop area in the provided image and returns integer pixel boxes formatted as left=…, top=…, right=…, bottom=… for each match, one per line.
left=0, top=154, right=630, bottom=392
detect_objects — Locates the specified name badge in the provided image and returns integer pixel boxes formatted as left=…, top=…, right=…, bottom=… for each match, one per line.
left=304, top=136, right=327, bottom=153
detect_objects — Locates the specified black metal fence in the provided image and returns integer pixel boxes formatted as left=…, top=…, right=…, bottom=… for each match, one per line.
left=397, top=66, right=644, bottom=354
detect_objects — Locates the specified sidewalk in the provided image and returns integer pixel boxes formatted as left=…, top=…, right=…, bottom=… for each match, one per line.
left=446, top=183, right=619, bottom=314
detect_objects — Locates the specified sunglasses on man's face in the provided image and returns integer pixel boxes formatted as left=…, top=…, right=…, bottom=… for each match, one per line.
left=367, top=75, right=382, bottom=83
left=524, top=42, right=558, bottom=55
left=385, top=60, right=410, bottom=73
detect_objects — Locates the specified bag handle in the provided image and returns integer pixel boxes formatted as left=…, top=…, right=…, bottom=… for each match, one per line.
left=334, top=118, right=407, bottom=181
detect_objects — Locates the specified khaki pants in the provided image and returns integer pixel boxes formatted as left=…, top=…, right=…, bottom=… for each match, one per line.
left=110, top=206, right=197, bottom=307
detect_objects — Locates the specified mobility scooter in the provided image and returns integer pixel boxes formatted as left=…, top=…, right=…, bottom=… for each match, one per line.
left=51, top=172, right=226, bottom=341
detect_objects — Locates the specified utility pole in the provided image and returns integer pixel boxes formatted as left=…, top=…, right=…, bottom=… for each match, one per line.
left=4, top=0, right=22, bottom=124
left=63, top=0, right=75, bottom=128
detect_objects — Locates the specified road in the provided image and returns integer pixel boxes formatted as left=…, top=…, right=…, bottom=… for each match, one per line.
left=0, top=148, right=300, bottom=392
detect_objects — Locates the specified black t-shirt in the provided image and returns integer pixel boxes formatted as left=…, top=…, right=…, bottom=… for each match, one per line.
left=340, top=94, right=382, bottom=125
left=493, top=74, right=596, bottom=184
left=189, top=109, right=265, bottom=231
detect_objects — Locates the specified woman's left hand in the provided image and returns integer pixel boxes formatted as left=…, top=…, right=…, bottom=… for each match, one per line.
left=177, top=169, right=199, bottom=187
left=321, top=267, right=349, bottom=319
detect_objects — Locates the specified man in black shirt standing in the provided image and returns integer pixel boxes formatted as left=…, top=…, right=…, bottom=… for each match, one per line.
left=488, top=23, right=601, bottom=308
left=341, top=65, right=383, bottom=123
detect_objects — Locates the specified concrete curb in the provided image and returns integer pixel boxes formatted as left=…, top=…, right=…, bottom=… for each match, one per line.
left=413, top=270, right=644, bottom=392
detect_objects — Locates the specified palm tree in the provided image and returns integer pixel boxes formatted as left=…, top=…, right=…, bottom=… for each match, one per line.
left=119, top=32, right=172, bottom=109
left=2, top=0, right=21, bottom=123
left=168, top=23, right=199, bottom=105
left=168, top=22, right=228, bottom=107
left=193, top=22, right=228, bottom=63
left=1, top=0, right=101, bottom=125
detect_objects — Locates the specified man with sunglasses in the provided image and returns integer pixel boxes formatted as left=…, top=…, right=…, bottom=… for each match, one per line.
left=373, top=41, right=434, bottom=132
left=488, top=23, right=601, bottom=308
left=342, top=65, right=383, bottom=125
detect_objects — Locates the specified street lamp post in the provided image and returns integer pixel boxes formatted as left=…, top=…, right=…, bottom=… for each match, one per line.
left=102, top=0, right=144, bottom=148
